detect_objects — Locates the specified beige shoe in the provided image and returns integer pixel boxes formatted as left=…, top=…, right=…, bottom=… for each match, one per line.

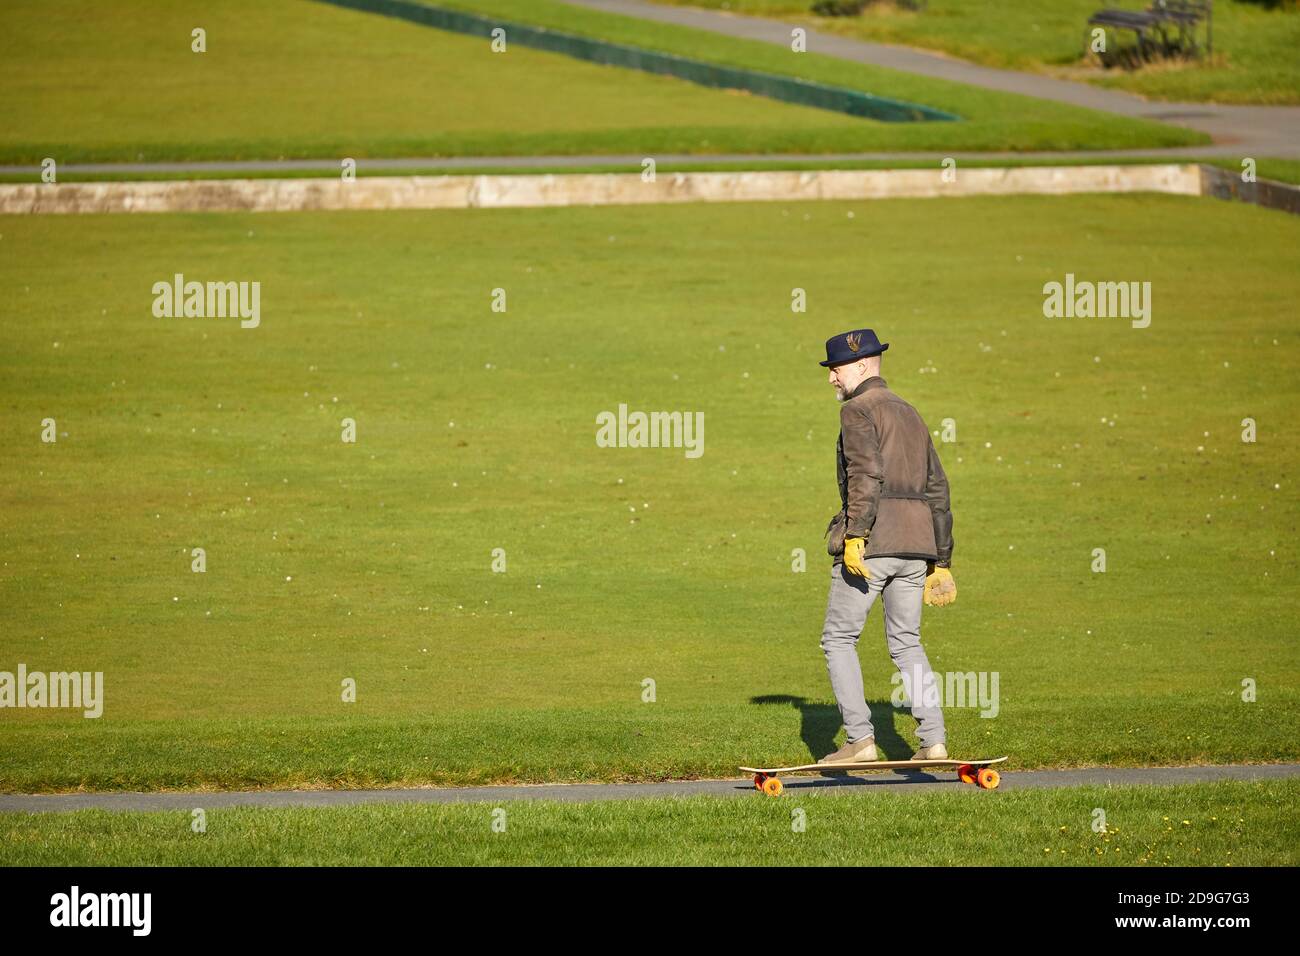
left=818, top=736, right=877, bottom=764
left=912, top=742, right=948, bottom=760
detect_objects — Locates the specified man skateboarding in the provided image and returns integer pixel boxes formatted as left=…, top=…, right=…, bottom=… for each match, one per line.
left=816, top=329, right=957, bottom=765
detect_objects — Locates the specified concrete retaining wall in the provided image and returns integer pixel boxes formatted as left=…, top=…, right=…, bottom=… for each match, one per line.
left=1199, top=164, right=1300, bottom=216
left=0, top=164, right=1204, bottom=215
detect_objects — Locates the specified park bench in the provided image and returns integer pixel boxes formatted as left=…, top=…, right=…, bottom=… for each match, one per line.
left=1157, top=0, right=1214, bottom=57
left=1086, top=0, right=1213, bottom=64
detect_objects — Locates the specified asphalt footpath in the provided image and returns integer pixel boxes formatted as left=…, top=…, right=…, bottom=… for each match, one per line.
left=2, top=763, right=1297, bottom=813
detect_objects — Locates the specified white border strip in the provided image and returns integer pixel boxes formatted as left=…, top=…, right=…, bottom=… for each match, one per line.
left=0, top=164, right=1203, bottom=214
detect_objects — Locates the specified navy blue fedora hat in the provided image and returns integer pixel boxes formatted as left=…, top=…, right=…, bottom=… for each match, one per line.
left=819, top=329, right=889, bottom=367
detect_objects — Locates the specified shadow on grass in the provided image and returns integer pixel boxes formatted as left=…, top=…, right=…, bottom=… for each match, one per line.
left=749, top=695, right=923, bottom=765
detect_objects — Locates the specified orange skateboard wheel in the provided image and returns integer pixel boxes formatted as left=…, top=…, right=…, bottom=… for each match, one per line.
left=753, top=773, right=766, bottom=791
left=977, top=768, right=1000, bottom=790
left=957, top=764, right=977, bottom=785
left=762, top=776, right=784, bottom=797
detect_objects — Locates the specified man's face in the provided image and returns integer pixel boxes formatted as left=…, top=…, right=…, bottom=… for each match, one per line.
left=828, top=360, right=866, bottom=401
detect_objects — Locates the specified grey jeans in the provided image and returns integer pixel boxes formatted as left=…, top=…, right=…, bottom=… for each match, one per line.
left=820, top=557, right=946, bottom=747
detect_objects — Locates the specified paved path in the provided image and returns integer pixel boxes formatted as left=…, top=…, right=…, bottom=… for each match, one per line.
left=2, top=763, right=1296, bottom=814
left=565, top=0, right=1300, bottom=158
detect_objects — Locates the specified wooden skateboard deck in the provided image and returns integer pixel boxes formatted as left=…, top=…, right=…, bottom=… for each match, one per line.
left=740, top=756, right=1006, bottom=775
left=740, top=756, right=1007, bottom=795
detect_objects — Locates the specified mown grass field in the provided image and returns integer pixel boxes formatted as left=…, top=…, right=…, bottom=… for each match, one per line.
left=0, top=0, right=1204, bottom=166
left=659, top=0, right=1300, bottom=105
left=1, top=192, right=1297, bottom=793
left=1, top=780, right=1295, bottom=865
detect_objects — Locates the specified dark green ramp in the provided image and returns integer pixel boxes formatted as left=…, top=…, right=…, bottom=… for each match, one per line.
left=314, top=0, right=959, bottom=123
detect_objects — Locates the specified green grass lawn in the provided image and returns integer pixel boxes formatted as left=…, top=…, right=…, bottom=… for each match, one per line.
left=0, top=0, right=1204, bottom=166
left=1, top=192, right=1297, bottom=793
left=1, top=780, right=1295, bottom=865
left=655, top=0, right=1300, bottom=105
left=1204, top=156, right=1300, bottom=185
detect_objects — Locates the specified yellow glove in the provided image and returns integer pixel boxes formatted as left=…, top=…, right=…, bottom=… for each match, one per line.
left=843, top=537, right=870, bottom=579
left=923, top=564, right=956, bottom=607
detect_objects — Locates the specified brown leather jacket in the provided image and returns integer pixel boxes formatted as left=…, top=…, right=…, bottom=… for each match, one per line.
left=834, top=376, right=953, bottom=566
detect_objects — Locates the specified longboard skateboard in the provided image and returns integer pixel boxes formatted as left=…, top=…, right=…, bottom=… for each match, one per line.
left=739, top=756, right=1007, bottom=796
